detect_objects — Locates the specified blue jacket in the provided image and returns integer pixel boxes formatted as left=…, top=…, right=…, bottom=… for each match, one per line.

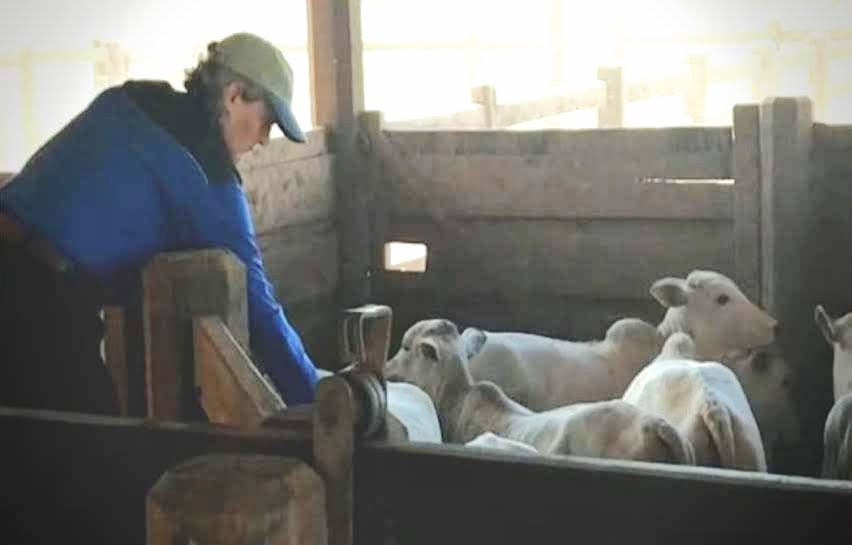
left=0, top=86, right=319, bottom=405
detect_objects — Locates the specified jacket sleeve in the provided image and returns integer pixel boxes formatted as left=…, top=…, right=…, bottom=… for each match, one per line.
left=189, top=181, right=319, bottom=405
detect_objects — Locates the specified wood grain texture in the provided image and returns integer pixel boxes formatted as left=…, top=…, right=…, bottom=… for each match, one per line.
left=732, top=104, right=762, bottom=303
left=384, top=218, right=733, bottom=300
left=143, top=250, right=249, bottom=421
left=147, top=454, right=327, bottom=545
left=257, top=220, right=340, bottom=306
left=243, top=154, right=336, bottom=233
left=193, top=316, right=286, bottom=428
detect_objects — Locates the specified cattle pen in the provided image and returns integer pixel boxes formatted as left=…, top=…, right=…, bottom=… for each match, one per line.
left=3, top=2, right=852, bottom=544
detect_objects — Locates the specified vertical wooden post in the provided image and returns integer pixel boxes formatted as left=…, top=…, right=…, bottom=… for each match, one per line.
left=307, top=0, right=365, bottom=128
left=686, top=55, right=708, bottom=124
left=758, top=97, right=813, bottom=331
left=471, top=85, right=498, bottom=128
left=808, top=38, right=827, bottom=121
left=308, top=0, right=371, bottom=308
left=597, top=66, right=624, bottom=128
left=313, top=376, right=357, bottom=545
left=147, top=454, right=327, bottom=545
left=358, top=110, right=388, bottom=298
left=142, top=249, right=250, bottom=421
left=732, top=104, right=762, bottom=304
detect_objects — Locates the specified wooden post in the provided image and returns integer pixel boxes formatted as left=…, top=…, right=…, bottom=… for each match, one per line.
left=808, top=38, right=827, bottom=121
left=103, top=296, right=147, bottom=417
left=358, top=111, right=388, bottom=298
left=147, top=454, right=327, bottom=545
left=309, top=0, right=370, bottom=308
left=143, top=249, right=250, bottom=421
left=471, top=85, right=498, bottom=128
left=307, top=0, right=364, bottom=128
left=192, top=316, right=286, bottom=428
left=313, top=376, right=357, bottom=545
left=758, top=97, right=813, bottom=335
left=686, top=55, right=708, bottom=124
left=732, top=104, right=762, bottom=304
left=597, top=66, right=624, bottom=128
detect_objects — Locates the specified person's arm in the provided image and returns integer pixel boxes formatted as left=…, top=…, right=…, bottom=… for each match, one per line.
left=191, top=181, right=319, bottom=405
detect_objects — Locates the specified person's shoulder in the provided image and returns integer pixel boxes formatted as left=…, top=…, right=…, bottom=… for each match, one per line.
left=122, top=80, right=182, bottom=105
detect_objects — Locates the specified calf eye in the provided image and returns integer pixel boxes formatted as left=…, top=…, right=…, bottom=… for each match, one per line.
left=752, top=352, right=770, bottom=372
left=716, top=294, right=730, bottom=305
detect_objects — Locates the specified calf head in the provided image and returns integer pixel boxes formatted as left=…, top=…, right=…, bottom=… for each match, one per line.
left=652, top=270, right=778, bottom=359
left=721, top=345, right=801, bottom=464
left=815, top=305, right=852, bottom=401
left=385, top=319, right=477, bottom=403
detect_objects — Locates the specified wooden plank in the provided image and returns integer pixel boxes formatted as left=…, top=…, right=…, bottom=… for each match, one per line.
left=759, top=98, right=814, bottom=330
left=1, top=408, right=312, bottom=545
left=143, top=250, right=250, bottom=421
left=386, top=156, right=733, bottom=220
left=384, top=218, right=734, bottom=300
left=242, top=154, right=336, bottom=233
left=147, top=454, right=327, bottom=545
left=499, top=85, right=604, bottom=127
left=192, top=316, right=287, bottom=427
left=354, top=442, right=852, bottom=545
left=103, top=306, right=130, bottom=416
left=732, top=104, right=762, bottom=303
left=257, top=220, right=339, bottom=306
left=383, top=127, right=733, bottom=177
left=238, top=128, right=329, bottom=169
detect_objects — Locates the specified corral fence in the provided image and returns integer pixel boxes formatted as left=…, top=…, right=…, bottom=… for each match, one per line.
left=2, top=95, right=850, bottom=542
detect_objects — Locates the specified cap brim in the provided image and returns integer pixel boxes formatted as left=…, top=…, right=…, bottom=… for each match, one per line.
left=270, top=95, right=306, bottom=143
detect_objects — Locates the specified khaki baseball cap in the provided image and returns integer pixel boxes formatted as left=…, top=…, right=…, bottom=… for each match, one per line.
left=217, top=32, right=306, bottom=143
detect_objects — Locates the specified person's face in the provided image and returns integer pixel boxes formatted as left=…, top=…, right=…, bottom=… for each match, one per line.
left=220, top=81, right=274, bottom=161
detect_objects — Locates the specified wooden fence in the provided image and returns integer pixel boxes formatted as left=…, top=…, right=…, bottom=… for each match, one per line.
left=382, top=25, right=852, bottom=129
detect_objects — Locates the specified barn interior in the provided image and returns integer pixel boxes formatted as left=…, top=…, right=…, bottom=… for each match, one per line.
left=2, top=1, right=852, bottom=544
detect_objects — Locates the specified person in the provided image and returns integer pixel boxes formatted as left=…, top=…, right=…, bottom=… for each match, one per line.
left=0, top=32, right=319, bottom=415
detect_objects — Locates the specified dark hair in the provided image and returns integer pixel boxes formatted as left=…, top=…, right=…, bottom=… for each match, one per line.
left=184, top=41, right=270, bottom=126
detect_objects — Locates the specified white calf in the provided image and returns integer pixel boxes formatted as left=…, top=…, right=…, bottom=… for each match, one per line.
left=463, top=318, right=662, bottom=411
left=814, top=305, right=852, bottom=480
left=652, top=270, right=777, bottom=360
left=652, top=270, right=798, bottom=463
left=815, top=305, right=852, bottom=401
left=317, top=368, right=442, bottom=443
left=822, top=393, right=852, bottom=480
left=386, top=319, right=695, bottom=465
left=622, top=332, right=767, bottom=472
left=465, top=432, right=540, bottom=456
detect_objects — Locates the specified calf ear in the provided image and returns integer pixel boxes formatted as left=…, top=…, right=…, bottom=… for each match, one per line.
left=650, top=277, right=689, bottom=308
left=652, top=419, right=696, bottom=465
left=462, top=328, right=487, bottom=360
left=419, top=339, right=441, bottom=361
left=814, top=305, right=837, bottom=344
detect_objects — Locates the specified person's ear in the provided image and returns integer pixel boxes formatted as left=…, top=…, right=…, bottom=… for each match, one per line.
left=222, top=81, right=243, bottom=107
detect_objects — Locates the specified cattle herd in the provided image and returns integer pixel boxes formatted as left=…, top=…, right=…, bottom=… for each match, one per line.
left=374, top=270, right=851, bottom=480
